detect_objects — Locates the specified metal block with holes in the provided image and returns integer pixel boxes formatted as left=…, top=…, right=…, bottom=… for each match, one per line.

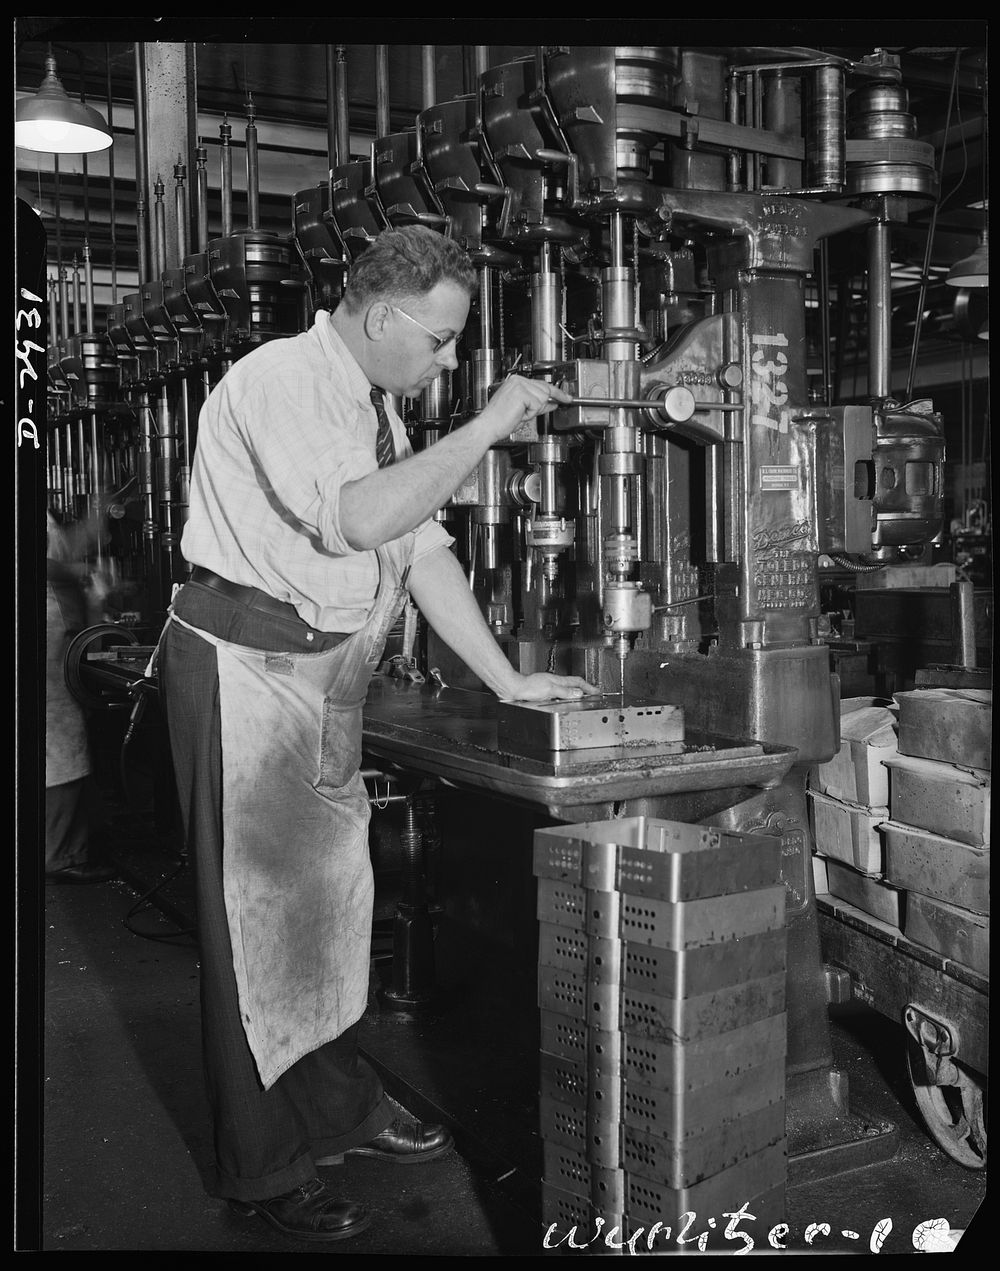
left=624, top=1182, right=787, bottom=1250
left=624, top=1062, right=785, bottom=1147
left=623, top=972, right=786, bottom=1043
left=534, top=815, right=786, bottom=1228
left=536, top=816, right=779, bottom=901
left=497, top=695, right=684, bottom=752
left=623, top=926, right=785, bottom=999
left=620, top=886, right=785, bottom=950
left=623, top=1014, right=787, bottom=1094
left=540, top=1180, right=593, bottom=1242
left=623, top=1100, right=786, bottom=1187
left=625, top=1139, right=787, bottom=1228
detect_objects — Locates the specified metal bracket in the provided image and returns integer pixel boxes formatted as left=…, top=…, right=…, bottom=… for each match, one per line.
left=822, top=963, right=853, bottom=1005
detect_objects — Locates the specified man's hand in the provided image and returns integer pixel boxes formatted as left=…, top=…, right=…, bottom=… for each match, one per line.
left=479, top=375, right=574, bottom=443
left=500, top=672, right=601, bottom=703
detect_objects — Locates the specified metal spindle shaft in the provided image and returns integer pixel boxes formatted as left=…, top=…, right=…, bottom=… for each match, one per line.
left=867, top=213, right=892, bottom=401
left=196, top=145, right=209, bottom=252
left=83, top=243, right=95, bottom=334
left=220, top=117, right=233, bottom=238
left=71, top=257, right=82, bottom=335
left=153, top=175, right=167, bottom=278
left=246, top=95, right=260, bottom=231
left=174, top=158, right=188, bottom=260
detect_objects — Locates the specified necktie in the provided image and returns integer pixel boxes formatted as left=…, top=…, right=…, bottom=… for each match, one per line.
left=370, top=385, right=396, bottom=469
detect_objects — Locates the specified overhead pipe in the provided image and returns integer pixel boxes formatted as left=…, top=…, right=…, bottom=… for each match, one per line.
left=106, top=44, right=118, bottom=304
left=326, top=46, right=338, bottom=169
left=421, top=46, right=436, bottom=110
left=334, top=45, right=350, bottom=167
left=133, top=44, right=150, bottom=284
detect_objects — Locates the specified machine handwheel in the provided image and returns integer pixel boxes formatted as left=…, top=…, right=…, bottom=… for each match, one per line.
left=905, top=1032, right=987, bottom=1169
left=64, top=623, right=141, bottom=711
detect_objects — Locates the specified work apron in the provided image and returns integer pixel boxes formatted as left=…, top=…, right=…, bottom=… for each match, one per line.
left=166, top=539, right=413, bottom=1090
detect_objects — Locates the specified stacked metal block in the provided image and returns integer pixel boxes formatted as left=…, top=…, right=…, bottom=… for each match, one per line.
left=534, top=817, right=788, bottom=1250
left=884, top=689, right=991, bottom=971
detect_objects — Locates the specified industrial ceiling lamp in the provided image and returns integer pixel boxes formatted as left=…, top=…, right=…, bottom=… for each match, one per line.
left=947, top=65, right=988, bottom=288
left=946, top=230, right=989, bottom=288
left=15, top=49, right=114, bottom=154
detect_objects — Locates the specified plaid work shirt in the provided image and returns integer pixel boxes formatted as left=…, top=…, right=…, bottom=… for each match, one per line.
left=180, top=310, right=454, bottom=632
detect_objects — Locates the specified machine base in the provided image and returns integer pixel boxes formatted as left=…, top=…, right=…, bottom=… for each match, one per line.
left=786, top=1067, right=900, bottom=1185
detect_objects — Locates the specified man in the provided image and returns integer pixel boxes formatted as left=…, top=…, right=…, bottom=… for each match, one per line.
left=159, top=224, right=597, bottom=1243
left=45, top=512, right=117, bottom=885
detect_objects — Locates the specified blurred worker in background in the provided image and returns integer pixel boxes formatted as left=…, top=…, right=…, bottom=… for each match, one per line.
left=45, top=511, right=117, bottom=885
left=158, top=224, right=597, bottom=1242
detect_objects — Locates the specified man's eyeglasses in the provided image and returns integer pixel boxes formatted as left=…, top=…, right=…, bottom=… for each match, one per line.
left=391, top=305, right=458, bottom=355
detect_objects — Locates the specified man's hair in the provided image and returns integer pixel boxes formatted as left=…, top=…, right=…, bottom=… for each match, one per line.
left=340, top=225, right=477, bottom=313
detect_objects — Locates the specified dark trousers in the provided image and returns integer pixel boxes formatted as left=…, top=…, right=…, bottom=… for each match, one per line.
left=160, top=581, right=391, bottom=1201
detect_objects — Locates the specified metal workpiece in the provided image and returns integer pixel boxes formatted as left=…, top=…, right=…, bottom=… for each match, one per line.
left=497, top=694, right=682, bottom=752
left=624, top=1101, right=785, bottom=1190
left=620, top=887, right=786, bottom=951
left=625, top=1011, right=788, bottom=1094
left=623, top=926, right=786, bottom=999
left=625, top=1141, right=787, bottom=1232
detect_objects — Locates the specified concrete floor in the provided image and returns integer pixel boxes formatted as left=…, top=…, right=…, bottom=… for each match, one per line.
left=23, top=792, right=987, bottom=1255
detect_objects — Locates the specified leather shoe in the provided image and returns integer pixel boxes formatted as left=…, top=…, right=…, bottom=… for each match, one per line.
left=317, top=1117, right=454, bottom=1167
left=228, top=1177, right=370, bottom=1242
left=46, top=861, right=117, bottom=885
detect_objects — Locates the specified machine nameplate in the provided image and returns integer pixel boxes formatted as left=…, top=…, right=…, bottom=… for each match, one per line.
left=759, top=465, right=800, bottom=491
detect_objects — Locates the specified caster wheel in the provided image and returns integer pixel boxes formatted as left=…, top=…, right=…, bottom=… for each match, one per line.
left=906, top=1029, right=987, bottom=1169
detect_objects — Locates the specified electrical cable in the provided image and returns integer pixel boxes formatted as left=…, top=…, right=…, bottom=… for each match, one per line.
left=905, top=50, right=961, bottom=402
left=121, top=850, right=195, bottom=943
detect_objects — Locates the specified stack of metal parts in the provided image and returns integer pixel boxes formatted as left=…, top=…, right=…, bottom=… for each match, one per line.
left=533, top=816, right=788, bottom=1249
